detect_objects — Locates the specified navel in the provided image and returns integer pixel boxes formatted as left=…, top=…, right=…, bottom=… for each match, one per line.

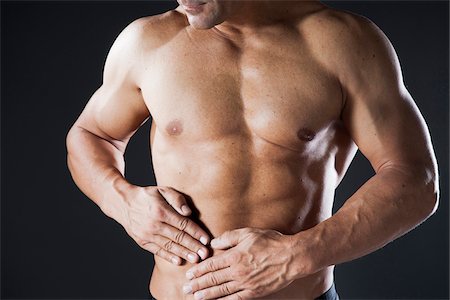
left=165, top=119, right=183, bottom=136
left=297, top=128, right=316, bottom=142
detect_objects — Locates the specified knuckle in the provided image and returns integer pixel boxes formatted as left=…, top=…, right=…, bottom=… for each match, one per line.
left=141, top=228, right=153, bottom=238
left=174, top=230, right=186, bottom=244
left=154, top=247, right=163, bottom=257
left=148, top=221, right=160, bottom=233
left=206, top=259, right=216, bottom=271
left=234, top=266, right=247, bottom=278
left=220, top=283, right=231, bottom=295
left=250, top=287, right=263, bottom=296
left=229, top=251, right=242, bottom=264
left=229, top=251, right=239, bottom=262
left=155, top=205, right=166, bottom=220
left=152, top=205, right=166, bottom=220
left=163, top=240, right=175, bottom=251
left=208, top=274, right=218, bottom=286
left=178, top=217, right=189, bottom=231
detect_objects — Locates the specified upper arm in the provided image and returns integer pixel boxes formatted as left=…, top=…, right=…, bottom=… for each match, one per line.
left=74, top=18, right=150, bottom=152
left=334, top=14, right=437, bottom=181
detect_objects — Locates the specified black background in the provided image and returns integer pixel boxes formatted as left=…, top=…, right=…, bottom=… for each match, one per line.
left=1, top=1, right=449, bottom=299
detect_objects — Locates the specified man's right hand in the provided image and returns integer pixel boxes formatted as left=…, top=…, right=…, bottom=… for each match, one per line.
left=122, top=186, right=210, bottom=265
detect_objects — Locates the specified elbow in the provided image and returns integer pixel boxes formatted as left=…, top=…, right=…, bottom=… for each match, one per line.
left=416, top=165, right=440, bottom=222
left=66, top=130, right=74, bottom=173
left=423, top=180, right=439, bottom=219
left=66, top=126, right=79, bottom=173
left=390, top=161, right=440, bottom=224
left=65, top=127, right=74, bottom=154
left=66, top=124, right=84, bottom=157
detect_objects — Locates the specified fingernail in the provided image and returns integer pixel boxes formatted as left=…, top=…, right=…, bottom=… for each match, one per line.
left=182, top=284, right=192, bottom=294
left=197, top=248, right=206, bottom=259
left=200, top=236, right=208, bottom=245
left=194, top=291, right=204, bottom=300
left=210, top=238, right=219, bottom=248
left=181, top=205, right=191, bottom=214
left=186, top=270, right=194, bottom=279
left=187, top=253, right=197, bottom=263
left=171, top=257, right=179, bottom=265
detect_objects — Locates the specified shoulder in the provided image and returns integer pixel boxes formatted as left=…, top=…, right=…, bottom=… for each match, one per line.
left=297, top=6, right=402, bottom=94
left=103, top=10, right=188, bottom=84
left=298, top=6, right=396, bottom=73
left=115, top=10, right=188, bottom=52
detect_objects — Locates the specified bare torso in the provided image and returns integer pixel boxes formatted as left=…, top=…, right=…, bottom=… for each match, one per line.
left=65, top=0, right=438, bottom=298
left=138, top=4, right=357, bottom=299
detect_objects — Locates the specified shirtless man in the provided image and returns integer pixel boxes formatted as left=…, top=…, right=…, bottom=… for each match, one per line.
left=66, top=0, right=439, bottom=299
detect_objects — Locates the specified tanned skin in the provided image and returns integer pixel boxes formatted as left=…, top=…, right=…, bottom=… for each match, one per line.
left=66, top=1, right=439, bottom=299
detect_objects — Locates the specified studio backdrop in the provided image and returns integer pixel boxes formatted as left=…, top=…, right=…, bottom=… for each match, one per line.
left=1, top=1, right=448, bottom=299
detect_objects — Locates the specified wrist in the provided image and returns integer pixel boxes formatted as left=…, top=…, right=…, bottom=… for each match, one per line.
left=288, top=229, right=324, bottom=280
left=99, top=175, right=135, bottom=225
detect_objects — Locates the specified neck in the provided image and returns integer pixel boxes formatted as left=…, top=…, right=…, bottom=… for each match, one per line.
left=215, top=0, right=321, bottom=35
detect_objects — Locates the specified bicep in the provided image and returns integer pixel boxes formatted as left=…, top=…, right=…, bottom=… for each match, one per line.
left=76, top=83, right=149, bottom=151
left=340, top=17, right=436, bottom=173
left=343, top=87, right=434, bottom=172
left=74, top=18, right=150, bottom=152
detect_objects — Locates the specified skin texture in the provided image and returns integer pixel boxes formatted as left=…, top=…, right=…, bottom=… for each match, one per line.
left=66, top=1, right=439, bottom=299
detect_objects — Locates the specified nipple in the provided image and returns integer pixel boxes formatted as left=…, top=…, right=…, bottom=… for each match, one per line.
left=166, top=119, right=183, bottom=136
left=297, top=128, right=316, bottom=142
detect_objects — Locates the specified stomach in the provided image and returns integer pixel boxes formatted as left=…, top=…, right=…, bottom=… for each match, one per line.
left=148, top=133, right=336, bottom=299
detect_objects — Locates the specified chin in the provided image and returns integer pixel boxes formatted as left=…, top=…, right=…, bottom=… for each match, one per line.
left=188, top=19, right=214, bottom=29
left=187, top=14, right=220, bottom=29
left=185, top=4, right=225, bottom=29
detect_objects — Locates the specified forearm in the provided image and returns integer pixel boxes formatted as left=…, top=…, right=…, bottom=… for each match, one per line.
left=291, top=164, right=439, bottom=276
left=66, top=125, right=133, bottom=225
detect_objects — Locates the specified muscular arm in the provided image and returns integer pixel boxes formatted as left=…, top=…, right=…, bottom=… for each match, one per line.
left=66, top=18, right=210, bottom=264
left=290, top=14, right=439, bottom=275
left=66, top=18, right=149, bottom=223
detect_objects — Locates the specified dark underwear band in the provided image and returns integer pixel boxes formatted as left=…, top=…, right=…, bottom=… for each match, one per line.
left=316, top=283, right=339, bottom=300
left=149, top=282, right=339, bottom=300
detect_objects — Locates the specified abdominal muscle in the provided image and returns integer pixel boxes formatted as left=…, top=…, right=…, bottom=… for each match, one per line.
left=149, top=132, right=336, bottom=299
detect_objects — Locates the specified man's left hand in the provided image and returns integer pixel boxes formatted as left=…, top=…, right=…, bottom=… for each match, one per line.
left=182, top=228, right=304, bottom=299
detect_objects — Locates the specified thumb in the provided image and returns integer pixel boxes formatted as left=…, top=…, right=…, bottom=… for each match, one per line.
left=157, top=186, right=192, bottom=216
left=211, top=229, right=243, bottom=249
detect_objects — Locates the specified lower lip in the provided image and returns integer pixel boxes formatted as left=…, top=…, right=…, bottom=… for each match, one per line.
left=184, top=3, right=205, bottom=14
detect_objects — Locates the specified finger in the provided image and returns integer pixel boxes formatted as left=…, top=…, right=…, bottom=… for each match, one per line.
left=152, top=234, right=201, bottom=264
left=211, top=229, right=246, bottom=249
left=192, top=282, right=241, bottom=300
left=158, top=186, right=192, bottom=216
left=163, top=211, right=210, bottom=246
left=185, top=268, right=233, bottom=294
left=159, top=223, right=209, bottom=260
left=141, top=242, right=182, bottom=265
left=187, top=255, right=230, bottom=279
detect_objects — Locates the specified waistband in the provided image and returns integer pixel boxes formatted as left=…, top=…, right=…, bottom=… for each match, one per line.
left=149, top=283, right=339, bottom=300
left=315, top=283, right=339, bottom=300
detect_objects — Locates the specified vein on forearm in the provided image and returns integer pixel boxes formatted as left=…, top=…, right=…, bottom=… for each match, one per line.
left=306, top=162, right=438, bottom=271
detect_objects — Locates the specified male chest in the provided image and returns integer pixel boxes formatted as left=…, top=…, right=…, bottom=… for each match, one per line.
left=140, top=28, right=343, bottom=150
